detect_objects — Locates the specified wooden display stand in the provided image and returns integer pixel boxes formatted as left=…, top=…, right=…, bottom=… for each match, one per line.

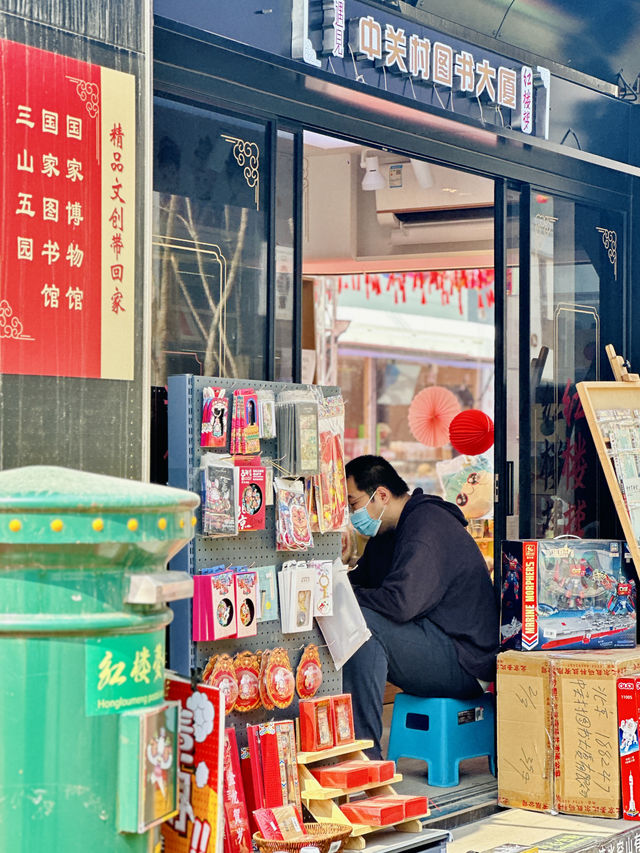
left=297, top=739, right=429, bottom=850
left=577, top=346, right=640, bottom=569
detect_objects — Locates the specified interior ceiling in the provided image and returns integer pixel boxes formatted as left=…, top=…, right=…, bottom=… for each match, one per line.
left=397, top=0, right=640, bottom=86
left=303, top=131, right=493, bottom=210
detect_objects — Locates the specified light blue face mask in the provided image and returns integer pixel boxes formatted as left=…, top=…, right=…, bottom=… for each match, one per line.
left=350, top=489, right=384, bottom=537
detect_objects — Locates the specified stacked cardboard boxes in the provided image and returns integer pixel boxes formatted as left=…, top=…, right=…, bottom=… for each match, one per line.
left=497, top=648, right=640, bottom=818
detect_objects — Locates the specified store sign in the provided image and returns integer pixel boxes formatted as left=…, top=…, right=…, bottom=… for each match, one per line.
left=292, top=0, right=550, bottom=140
left=0, top=38, right=136, bottom=380
left=85, top=629, right=166, bottom=716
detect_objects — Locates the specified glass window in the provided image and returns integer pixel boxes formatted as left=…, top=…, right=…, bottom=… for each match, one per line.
left=152, top=97, right=268, bottom=384
left=529, top=193, right=623, bottom=537
left=274, top=130, right=296, bottom=381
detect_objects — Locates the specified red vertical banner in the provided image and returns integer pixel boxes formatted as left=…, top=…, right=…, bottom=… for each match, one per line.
left=0, top=38, right=135, bottom=379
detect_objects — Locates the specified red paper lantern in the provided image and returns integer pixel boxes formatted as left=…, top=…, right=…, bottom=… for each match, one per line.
left=449, top=409, right=495, bottom=455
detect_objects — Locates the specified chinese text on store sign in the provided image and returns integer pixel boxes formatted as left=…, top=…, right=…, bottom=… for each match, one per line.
left=353, top=15, right=519, bottom=112
left=0, top=38, right=136, bottom=379
left=306, top=0, right=548, bottom=138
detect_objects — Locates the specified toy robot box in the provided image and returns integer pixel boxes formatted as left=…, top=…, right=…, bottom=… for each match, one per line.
left=501, top=539, right=636, bottom=651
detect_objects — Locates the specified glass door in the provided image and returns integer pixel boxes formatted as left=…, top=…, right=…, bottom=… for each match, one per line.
left=505, top=189, right=625, bottom=540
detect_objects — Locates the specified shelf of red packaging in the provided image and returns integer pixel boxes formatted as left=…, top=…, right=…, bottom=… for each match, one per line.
left=296, top=739, right=374, bottom=765
left=300, top=774, right=404, bottom=801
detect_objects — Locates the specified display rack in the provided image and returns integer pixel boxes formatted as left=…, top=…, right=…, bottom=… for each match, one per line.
left=296, top=742, right=429, bottom=850
left=577, top=377, right=640, bottom=570
left=167, top=373, right=343, bottom=736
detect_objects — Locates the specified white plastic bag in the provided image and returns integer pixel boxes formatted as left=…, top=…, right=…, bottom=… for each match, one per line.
left=316, top=559, right=371, bottom=670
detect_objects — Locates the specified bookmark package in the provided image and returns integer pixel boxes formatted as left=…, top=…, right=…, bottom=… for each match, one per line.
left=231, top=388, right=261, bottom=455
left=278, top=561, right=315, bottom=634
left=201, top=454, right=238, bottom=537
left=201, top=386, right=229, bottom=448
left=276, top=391, right=320, bottom=477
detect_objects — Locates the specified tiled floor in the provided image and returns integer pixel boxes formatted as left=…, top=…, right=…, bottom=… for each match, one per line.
left=380, top=702, right=498, bottom=826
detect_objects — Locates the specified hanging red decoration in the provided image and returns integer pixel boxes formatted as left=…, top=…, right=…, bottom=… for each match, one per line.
left=408, top=386, right=461, bottom=447
left=449, top=409, right=495, bottom=455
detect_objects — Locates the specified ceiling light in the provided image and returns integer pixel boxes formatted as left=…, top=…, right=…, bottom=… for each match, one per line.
left=360, top=151, right=385, bottom=191
left=410, top=159, right=434, bottom=189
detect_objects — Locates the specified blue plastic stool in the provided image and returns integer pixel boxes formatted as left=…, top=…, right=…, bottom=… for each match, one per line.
left=386, top=694, right=496, bottom=787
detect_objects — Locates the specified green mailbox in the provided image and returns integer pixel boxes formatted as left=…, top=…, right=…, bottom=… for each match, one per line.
left=0, top=465, right=199, bottom=852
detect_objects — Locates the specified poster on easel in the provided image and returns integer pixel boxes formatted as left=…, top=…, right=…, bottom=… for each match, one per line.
left=577, top=346, right=640, bottom=569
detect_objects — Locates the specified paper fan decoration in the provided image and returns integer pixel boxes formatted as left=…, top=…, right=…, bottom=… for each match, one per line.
left=449, top=409, right=495, bottom=455
left=408, top=386, right=461, bottom=447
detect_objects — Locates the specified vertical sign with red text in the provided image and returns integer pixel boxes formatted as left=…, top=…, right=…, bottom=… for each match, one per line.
left=0, top=38, right=135, bottom=380
left=521, top=541, right=539, bottom=650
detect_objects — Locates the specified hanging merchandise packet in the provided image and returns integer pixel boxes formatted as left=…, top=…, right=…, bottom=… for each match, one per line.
left=201, top=386, right=229, bottom=448
left=201, top=453, right=238, bottom=536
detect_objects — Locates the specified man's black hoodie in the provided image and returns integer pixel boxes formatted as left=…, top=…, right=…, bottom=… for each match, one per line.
left=349, top=489, right=499, bottom=682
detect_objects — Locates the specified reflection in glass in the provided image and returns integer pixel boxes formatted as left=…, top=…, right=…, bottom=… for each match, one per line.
left=274, top=130, right=296, bottom=381
left=151, top=98, right=269, bottom=384
left=529, top=194, right=622, bottom=537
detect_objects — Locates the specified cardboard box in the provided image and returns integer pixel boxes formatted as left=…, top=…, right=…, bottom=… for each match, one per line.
left=497, top=651, right=554, bottom=812
left=500, top=539, right=636, bottom=651
left=498, top=648, right=640, bottom=817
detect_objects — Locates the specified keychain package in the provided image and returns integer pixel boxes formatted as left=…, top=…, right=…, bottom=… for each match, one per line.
left=257, top=389, right=276, bottom=439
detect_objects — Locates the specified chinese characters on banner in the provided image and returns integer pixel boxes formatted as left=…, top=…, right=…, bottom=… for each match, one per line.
left=0, top=38, right=135, bottom=380
left=163, top=674, right=225, bottom=853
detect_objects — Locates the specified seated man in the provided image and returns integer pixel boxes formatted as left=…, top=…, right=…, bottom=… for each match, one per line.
left=343, top=454, right=499, bottom=760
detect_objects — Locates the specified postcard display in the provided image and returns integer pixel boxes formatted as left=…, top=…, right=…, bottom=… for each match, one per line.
left=168, top=375, right=428, bottom=850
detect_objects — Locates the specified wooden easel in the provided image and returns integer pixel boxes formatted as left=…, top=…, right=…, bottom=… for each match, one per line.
left=605, top=344, right=640, bottom=383
left=577, top=345, right=640, bottom=569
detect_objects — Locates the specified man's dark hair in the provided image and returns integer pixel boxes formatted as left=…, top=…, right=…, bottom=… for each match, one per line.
left=345, top=455, right=409, bottom=497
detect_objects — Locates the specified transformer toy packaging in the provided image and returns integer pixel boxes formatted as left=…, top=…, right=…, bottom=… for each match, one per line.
left=500, top=539, right=636, bottom=651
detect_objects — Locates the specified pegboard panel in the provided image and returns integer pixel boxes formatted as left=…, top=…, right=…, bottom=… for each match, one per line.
left=168, top=374, right=344, bottom=743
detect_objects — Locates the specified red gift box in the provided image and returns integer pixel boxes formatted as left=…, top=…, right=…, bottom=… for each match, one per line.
left=299, top=698, right=334, bottom=752
left=340, top=798, right=404, bottom=826
left=330, top=694, right=355, bottom=745
left=365, top=794, right=428, bottom=819
left=310, top=761, right=370, bottom=790
left=617, top=675, right=640, bottom=820
left=337, top=759, right=395, bottom=785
